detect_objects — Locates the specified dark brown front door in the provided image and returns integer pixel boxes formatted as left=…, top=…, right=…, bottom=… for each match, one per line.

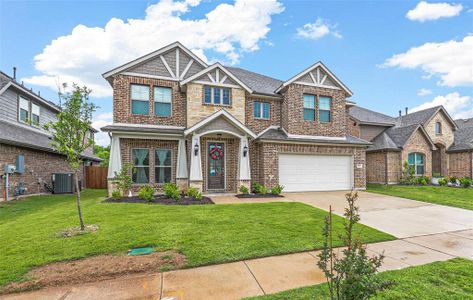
left=208, top=142, right=225, bottom=190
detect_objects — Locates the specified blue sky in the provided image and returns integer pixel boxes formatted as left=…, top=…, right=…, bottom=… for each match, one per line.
left=1, top=0, right=472, bottom=145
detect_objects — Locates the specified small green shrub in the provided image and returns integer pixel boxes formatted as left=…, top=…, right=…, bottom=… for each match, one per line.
left=163, top=183, right=181, bottom=201
left=450, top=176, right=458, bottom=184
left=111, top=190, right=122, bottom=200
left=260, top=185, right=268, bottom=194
left=416, top=176, right=430, bottom=186
left=459, top=177, right=472, bottom=188
left=239, top=185, right=249, bottom=194
left=271, top=184, right=284, bottom=195
left=138, top=185, right=155, bottom=202
left=252, top=182, right=264, bottom=194
left=187, top=186, right=203, bottom=200
left=438, top=177, right=448, bottom=186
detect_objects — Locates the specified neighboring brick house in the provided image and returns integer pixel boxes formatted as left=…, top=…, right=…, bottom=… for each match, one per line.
left=102, top=42, right=370, bottom=194
left=0, top=70, right=101, bottom=201
left=349, top=105, right=472, bottom=183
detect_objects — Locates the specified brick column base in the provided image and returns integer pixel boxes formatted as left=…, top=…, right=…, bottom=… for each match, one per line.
left=189, top=180, right=203, bottom=192
left=176, top=178, right=189, bottom=191
left=237, top=180, right=251, bottom=193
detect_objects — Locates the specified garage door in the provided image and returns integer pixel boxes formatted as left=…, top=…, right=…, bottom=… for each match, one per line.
left=279, top=154, right=352, bottom=192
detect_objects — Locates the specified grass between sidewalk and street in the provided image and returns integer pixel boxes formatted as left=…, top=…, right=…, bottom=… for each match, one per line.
left=0, top=189, right=394, bottom=290
left=367, top=184, right=473, bottom=210
left=246, top=258, right=473, bottom=300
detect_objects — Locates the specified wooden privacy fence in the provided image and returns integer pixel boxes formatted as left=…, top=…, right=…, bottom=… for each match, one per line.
left=85, top=166, right=108, bottom=189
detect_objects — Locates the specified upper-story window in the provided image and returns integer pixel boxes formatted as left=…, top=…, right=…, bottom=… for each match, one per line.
left=303, top=94, right=316, bottom=121
left=204, top=86, right=230, bottom=105
left=254, top=101, right=270, bottom=120
left=408, top=152, right=425, bottom=175
left=131, top=84, right=149, bottom=115
left=19, top=96, right=30, bottom=123
left=31, top=103, right=40, bottom=126
left=154, top=87, right=172, bottom=117
left=319, top=96, right=331, bottom=123
left=435, top=122, right=442, bottom=135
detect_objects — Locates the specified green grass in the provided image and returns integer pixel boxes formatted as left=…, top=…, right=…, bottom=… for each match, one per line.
left=0, top=189, right=394, bottom=287
left=367, top=184, right=473, bottom=210
left=247, top=258, right=473, bottom=299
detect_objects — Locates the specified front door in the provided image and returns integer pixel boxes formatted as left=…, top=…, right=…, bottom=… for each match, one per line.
left=208, top=142, right=225, bottom=190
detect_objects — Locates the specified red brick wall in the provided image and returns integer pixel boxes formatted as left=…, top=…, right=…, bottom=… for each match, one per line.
left=347, top=116, right=360, bottom=138
left=0, top=143, right=83, bottom=200
left=281, top=83, right=347, bottom=137
left=245, top=95, right=281, bottom=134
left=401, top=129, right=432, bottom=178
left=449, top=152, right=473, bottom=178
left=112, top=75, right=186, bottom=126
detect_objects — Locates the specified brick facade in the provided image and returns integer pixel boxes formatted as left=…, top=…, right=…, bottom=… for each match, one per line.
left=245, top=95, right=281, bottom=134
left=347, top=116, right=360, bottom=138
left=449, top=152, right=473, bottom=179
left=366, top=151, right=402, bottom=184
left=401, top=129, right=432, bottom=178
left=0, top=143, right=84, bottom=200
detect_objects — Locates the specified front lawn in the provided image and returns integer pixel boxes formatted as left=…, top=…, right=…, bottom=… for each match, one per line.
left=367, top=184, right=473, bottom=210
left=0, top=190, right=394, bottom=287
left=247, top=258, right=473, bottom=299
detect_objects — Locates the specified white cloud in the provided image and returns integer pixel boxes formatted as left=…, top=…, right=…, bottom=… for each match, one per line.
left=382, top=35, right=473, bottom=87
left=296, top=18, right=342, bottom=40
left=92, top=112, right=113, bottom=146
left=417, top=88, right=432, bottom=96
left=23, top=0, right=284, bottom=98
left=411, top=92, right=473, bottom=119
left=406, top=1, right=463, bottom=22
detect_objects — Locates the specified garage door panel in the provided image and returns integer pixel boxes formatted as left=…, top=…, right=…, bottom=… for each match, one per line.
left=279, top=154, right=352, bottom=192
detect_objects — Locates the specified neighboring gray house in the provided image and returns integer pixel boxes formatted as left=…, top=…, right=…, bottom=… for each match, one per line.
left=0, top=70, right=100, bottom=200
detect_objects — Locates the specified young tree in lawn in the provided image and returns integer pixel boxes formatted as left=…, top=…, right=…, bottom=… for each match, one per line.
left=45, top=84, right=98, bottom=230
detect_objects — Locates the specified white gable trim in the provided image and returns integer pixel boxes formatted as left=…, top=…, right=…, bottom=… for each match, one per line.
left=184, top=109, right=256, bottom=138
left=0, top=81, right=61, bottom=112
left=275, top=61, right=353, bottom=96
left=102, top=41, right=208, bottom=79
left=180, top=63, right=253, bottom=93
left=121, top=72, right=179, bottom=82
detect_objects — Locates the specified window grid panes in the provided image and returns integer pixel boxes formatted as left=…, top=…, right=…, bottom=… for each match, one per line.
left=19, top=97, right=29, bottom=123
left=204, top=86, right=230, bottom=106
left=435, top=122, right=442, bottom=135
left=131, top=84, right=149, bottom=115
left=154, top=87, right=172, bottom=117
left=408, top=152, right=425, bottom=175
left=155, top=149, right=172, bottom=184
left=319, top=96, right=331, bottom=123
left=31, top=103, right=40, bottom=126
left=303, top=94, right=316, bottom=121
left=132, top=148, right=150, bottom=183
left=254, top=101, right=270, bottom=119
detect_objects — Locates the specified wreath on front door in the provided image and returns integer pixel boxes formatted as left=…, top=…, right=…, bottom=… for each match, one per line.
left=210, top=147, right=224, bottom=160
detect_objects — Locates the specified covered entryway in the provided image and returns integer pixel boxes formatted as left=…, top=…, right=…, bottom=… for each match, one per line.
left=432, top=143, right=446, bottom=176
left=279, top=154, right=352, bottom=192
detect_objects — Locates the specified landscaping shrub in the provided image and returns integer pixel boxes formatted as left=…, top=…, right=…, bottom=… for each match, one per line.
left=416, top=176, right=430, bottom=186
left=112, top=163, right=134, bottom=197
left=111, top=190, right=121, bottom=200
left=450, top=176, right=458, bottom=184
left=459, top=177, right=472, bottom=188
left=438, top=177, right=448, bottom=186
left=187, top=186, right=203, bottom=200
left=252, top=182, right=264, bottom=194
left=400, top=160, right=416, bottom=185
left=271, top=185, right=284, bottom=195
left=260, top=185, right=268, bottom=194
left=138, top=185, right=155, bottom=202
left=163, top=183, right=181, bottom=201
left=239, top=185, right=249, bottom=194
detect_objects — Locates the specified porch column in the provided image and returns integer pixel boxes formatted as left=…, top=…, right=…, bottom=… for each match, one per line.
left=176, top=138, right=188, bottom=189
left=189, top=134, right=203, bottom=191
left=238, top=136, right=251, bottom=190
left=107, top=134, right=122, bottom=196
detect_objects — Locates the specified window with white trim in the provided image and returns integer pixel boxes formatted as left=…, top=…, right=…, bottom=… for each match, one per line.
left=254, top=101, right=270, bottom=119
left=132, top=148, right=150, bottom=183
left=19, top=96, right=29, bottom=123
left=303, top=94, right=316, bottom=121
left=408, top=152, right=425, bottom=175
left=204, top=86, right=230, bottom=105
left=131, top=84, right=149, bottom=115
left=155, top=149, right=172, bottom=184
left=319, top=96, right=331, bottom=123
left=154, top=87, right=172, bottom=117
left=31, top=103, right=40, bottom=126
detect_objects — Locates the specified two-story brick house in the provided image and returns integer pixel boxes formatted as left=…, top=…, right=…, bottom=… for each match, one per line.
left=102, top=42, right=370, bottom=194
left=0, top=70, right=101, bottom=200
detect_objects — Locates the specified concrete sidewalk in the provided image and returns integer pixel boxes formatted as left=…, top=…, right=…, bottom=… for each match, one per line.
left=5, top=229, right=472, bottom=300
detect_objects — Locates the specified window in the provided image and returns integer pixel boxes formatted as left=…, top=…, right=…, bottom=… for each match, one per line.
left=31, top=103, right=40, bottom=126
left=19, top=96, right=29, bottom=123
left=131, top=84, right=149, bottom=115
left=303, top=94, right=316, bottom=121
left=435, top=122, right=442, bottom=135
left=204, top=86, right=230, bottom=105
left=408, top=152, right=425, bottom=175
left=155, top=149, right=172, bottom=184
left=154, top=87, right=172, bottom=117
left=254, top=101, right=270, bottom=119
left=319, top=96, right=331, bottom=123
left=132, top=148, right=149, bottom=183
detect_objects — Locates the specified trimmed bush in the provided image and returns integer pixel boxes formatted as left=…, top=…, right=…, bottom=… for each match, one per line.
left=138, top=185, right=155, bottom=202
left=239, top=185, right=249, bottom=194
left=459, top=177, right=472, bottom=188
left=260, top=185, right=268, bottom=194
left=163, top=183, right=181, bottom=201
left=252, top=182, right=264, bottom=194
left=416, top=176, right=430, bottom=186
left=187, top=186, right=203, bottom=200
left=438, top=177, right=448, bottom=186
left=450, top=176, right=458, bottom=184
left=271, top=185, right=284, bottom=195
left=111, top=190, right=122, bottom=200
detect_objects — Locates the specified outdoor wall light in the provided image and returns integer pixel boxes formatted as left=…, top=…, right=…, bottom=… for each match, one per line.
left=243, top=145, right=248, bottom=157
left=194, top=144, right=199, bottom=156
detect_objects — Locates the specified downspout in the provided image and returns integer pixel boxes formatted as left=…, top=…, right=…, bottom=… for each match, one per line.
left=384, top=150, right=388, bottom=185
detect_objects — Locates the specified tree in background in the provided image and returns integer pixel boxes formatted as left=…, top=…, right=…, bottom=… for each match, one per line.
left=94, top=145, right=110, bottom=167
left=45, top=84, right=98, bottom=231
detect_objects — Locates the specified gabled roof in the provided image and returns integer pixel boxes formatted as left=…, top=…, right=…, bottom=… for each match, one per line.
left=448, top=127, right=473, bottom=152
left=397, top=105, right=458, bottom=129
left=102, top=41, right=208, bottom=80
left=349, top=106, right=396, bottom=126
left=369, top=132, right=400, bottom=152
left=369, top=124, right=435, bottom=152
left=275, top=61, right=353, bottom=96
left=455, top=118, right=473, bottom=129
left=225, top=67, right=283, bottom=97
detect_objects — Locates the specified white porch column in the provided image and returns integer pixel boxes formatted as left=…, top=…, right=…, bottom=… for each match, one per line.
left=189, top=134, right=202, bottom=181
left=107, top=135, right=122, bottom=179
left=238, top=136, right=251, bottom=180
left=176, top=139, right=188, bottom=179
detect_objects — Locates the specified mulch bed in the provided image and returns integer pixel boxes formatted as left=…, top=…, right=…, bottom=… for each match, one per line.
left=236, top=193, right=284, bottom=198
left=0, top=251, right=186, bottom=294
left=104, top=195, right=214, bottom=205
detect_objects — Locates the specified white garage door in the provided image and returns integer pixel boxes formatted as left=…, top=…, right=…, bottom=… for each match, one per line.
left=279, top=154, right=353, bottom=192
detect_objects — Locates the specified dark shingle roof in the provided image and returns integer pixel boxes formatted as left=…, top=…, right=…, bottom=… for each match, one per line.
left=0, top=120, right=101, bottom=161
left=368, top=124, right=435, bottom=152
left=368, top=132, right=400, bottom=152
left=455, top=118, right=473, bottom=129
left=396, top=106, right=441, bottom=126
left=256, top=127, right=371, bottom=146
left=225, top=67, right=283, bottom=96
left=349, top=106, right=395, bottom=125
left=449, top=127, right=473, bottom=152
